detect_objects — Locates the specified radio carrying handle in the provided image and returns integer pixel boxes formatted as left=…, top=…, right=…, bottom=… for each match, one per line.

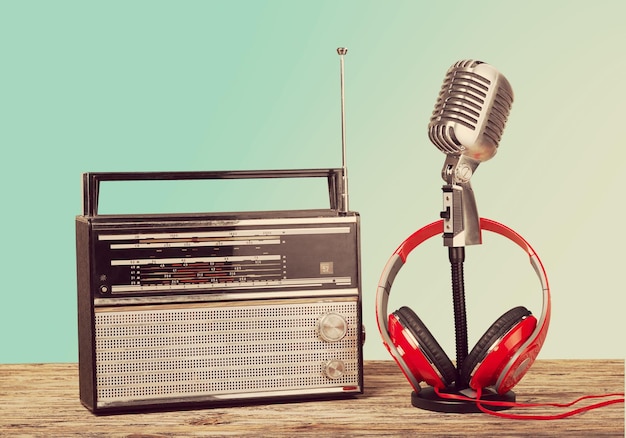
left=82, top=169, right=347, bottom=217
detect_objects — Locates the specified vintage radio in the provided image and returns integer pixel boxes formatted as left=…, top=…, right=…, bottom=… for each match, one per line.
left=76, top=48, right=362, bottom=413
left=75, top=169, right=363, bottom=413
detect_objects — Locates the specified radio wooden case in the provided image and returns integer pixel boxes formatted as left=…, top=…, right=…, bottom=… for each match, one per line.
left=75, top=169, right=363, bottom=413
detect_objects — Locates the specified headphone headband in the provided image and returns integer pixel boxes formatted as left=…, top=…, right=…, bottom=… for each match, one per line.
left=376, top=218, right=551, bottom=392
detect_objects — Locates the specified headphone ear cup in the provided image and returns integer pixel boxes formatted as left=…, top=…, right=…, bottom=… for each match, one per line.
left=391, top=307, right=457, bottom=388
left=461, top=306, right=536, bottom=391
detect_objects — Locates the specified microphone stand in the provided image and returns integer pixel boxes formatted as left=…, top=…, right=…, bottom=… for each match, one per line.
left=448, top=245, right=469, bottom=390
left=410, top=155, right=515, bottom=413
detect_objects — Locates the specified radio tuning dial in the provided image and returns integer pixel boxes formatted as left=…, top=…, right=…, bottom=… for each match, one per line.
left=323, top=359, right=346, bottom=380
left=317, top=312, right=348, bottom=343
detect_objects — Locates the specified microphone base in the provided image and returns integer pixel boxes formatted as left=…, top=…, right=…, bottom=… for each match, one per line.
left=411, top=386, right=515, bottom=413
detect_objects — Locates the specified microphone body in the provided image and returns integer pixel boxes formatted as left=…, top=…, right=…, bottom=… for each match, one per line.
left=428, top=60, right=513, bottom=247
left=429, top=60, right=513, bottom=163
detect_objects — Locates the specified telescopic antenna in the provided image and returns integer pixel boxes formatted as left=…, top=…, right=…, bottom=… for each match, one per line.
left=337, top=47, right=349, bottom=214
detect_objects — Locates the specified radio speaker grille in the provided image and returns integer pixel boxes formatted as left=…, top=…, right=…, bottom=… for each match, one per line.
left=94, top=300, right=360, bottom=406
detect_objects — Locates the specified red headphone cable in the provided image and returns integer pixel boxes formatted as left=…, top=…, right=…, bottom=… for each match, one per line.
left=433, top=387, right=624, bottom=420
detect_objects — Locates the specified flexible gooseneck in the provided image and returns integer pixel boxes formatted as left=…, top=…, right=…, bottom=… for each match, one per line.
left=448, top=246, right=468, bottom=389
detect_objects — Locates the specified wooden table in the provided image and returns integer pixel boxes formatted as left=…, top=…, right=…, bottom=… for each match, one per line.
left=1, top=360, right=623, bottom=436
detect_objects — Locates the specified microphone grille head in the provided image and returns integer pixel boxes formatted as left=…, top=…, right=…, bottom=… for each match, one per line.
left=428, top=60, right=514, bottom=162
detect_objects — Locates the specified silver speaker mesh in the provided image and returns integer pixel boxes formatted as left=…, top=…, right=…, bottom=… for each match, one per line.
left=94, top=300, right=360, bottom=405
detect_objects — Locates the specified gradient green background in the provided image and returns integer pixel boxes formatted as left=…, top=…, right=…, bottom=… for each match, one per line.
left=1, top=1, right=624, bottom=364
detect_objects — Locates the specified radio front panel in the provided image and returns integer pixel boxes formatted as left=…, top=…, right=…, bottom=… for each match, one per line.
left=76, top=211, right=363, bottom=413
left=91, top=216, right=359, bottom=301
left=93, top=298, right=361, bottom=410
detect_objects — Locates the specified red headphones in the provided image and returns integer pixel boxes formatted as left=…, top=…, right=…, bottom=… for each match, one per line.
left=376, top=218, right=551, bottom=395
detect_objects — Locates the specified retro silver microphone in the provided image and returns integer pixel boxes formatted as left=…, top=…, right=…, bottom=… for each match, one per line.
left=428, top=60, right=514, bottom=247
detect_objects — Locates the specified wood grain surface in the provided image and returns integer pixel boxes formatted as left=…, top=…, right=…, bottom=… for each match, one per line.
left=0, top=360, right=623, bottom=437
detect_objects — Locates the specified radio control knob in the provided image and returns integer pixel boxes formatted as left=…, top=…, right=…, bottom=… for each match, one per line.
left=317, top=312, right=348, bottom=343
left=323, top=359, right=345, bottom=380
